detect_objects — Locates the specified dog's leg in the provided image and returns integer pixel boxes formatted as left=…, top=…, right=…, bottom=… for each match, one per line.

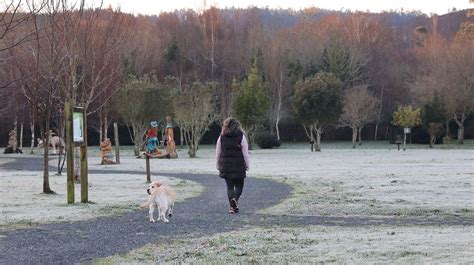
left=157, top=206, right=162, bottom=222
left=52, top=142, right=57, bottom=155
left=168, top=202, right=174, bottom=217
left=148, top=204, right=156, bottom=223
left=160, top=205, right=169, bottom=223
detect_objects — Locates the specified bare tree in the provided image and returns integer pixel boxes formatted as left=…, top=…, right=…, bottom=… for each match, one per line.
left=114, top=76, right=174, bottom=156
left=339, top=85, right=379, bottom=148
left=263, top=30, right=291, bottom=141
left=413, top=26, right=473, bottom=144
left=0, top=0, right=45, bottom=53
left=445, top=30, right=474, bottom=144
left=174, top=81, right=219, bottom=157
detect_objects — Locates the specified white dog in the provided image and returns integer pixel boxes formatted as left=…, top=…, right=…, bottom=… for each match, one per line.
left=140, top=181, right=176, bottom=223
left=37, top=136, right=65, bottom=155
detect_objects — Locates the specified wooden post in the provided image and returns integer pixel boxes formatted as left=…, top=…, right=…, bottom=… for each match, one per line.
left=80, top=111, right=88, bottom=203
left=114, top=122, right=120, bottom=164
left=146, top=156, right=151, bottom=183
left=65, top=100, right=74, bottom=204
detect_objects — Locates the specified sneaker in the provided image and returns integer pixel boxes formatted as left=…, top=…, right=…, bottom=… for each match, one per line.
left=230, top=198, right=239, bottom=213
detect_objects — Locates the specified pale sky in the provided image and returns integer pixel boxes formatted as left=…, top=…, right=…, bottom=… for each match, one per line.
left=94, top=0, right=473, bottom=15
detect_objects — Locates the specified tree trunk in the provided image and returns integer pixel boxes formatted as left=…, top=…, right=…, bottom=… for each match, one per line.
left=303, top=124, right=315, bottom=152
left=114, top=122, right=120, bottom=164
left=133, top=124, right=145, bottom=157
left=183, top=129, right=195, bottom=158
left=403, top=132, right=407, bottom=151
left=275, top=116, right=281, bottom=141
left=358, top=127, right=363, bottom=146
left=374, top=123, right=379, bottom=141
left=445, top=119, right=450, bottom=137
left=42, top=121, right=54, bottom=194
left=127, top=123, right=144, bottom=157
left=19, top=123, right=23, bottom=149
left=104, top=116, right=108, bottom=140
left=351, top=127, right=357, bottom=148
left=134, top=145, right=140, bottom=157
left=246, top=125, right=258, bottom=150
left=429, top=133, right=435, bottom=148
left=210, top=19, right=216, bottom=78
left=188, top=141, right=197, bottom=158
left=374, top=85, right=384, bottom=140
left=30, top=122, right=35, bottom=154
left=453, top=113, right=465, bottom=144
left=13, top=115, right=18, bottom=152
left=275, top=67, right=283, bottom=142
left=315, top=126, right=322, bottom=152
left=189, top=127, right=200, bottom=158
left=99, top=116, right=103, bottom=142
left=457, top=125, right=464, bottom=144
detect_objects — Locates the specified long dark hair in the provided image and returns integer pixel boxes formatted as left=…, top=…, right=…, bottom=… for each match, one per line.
left=221, top=117, right=244, bottom=136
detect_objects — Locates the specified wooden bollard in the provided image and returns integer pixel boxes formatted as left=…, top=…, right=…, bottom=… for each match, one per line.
left=146, top=155, right=151, bottom=183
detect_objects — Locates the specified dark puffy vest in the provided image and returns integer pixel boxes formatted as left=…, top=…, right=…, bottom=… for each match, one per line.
left=218, top=132, right=246, bottom=173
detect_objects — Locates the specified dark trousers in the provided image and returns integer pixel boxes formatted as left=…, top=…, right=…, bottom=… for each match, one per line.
left=224, top=177, right=245, bottom=201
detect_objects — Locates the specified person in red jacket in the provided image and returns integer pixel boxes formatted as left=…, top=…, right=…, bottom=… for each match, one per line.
left=145, top=121, right=160, bottom=155
left=215, top=118, right=250, bottom=214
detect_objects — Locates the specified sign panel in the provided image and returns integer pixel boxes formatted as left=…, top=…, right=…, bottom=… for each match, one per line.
left=73, top=110, right=84, bottom=143
left=404, top=127, right=411, bottom=134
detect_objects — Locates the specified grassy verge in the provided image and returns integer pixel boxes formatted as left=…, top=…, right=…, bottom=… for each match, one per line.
left=258, top=177, right=473, bottom=219
left=96, top=224, right=473, bottom=264
left=0, top=178, right=203, bottom=232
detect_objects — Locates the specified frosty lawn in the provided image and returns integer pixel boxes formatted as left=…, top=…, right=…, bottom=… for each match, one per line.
left=1, top=141, right=473, bottom=262
left=98, top=225, right=473, bottom=264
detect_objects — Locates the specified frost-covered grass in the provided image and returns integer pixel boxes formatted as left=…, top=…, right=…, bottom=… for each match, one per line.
left=95, top=140, right=472, bottom=263
left=106, top=140, right=473, bottom=219
left=0, top=153, right=203, bottom=230
left=1, top=140, right=473, bottom=262
left=256, top=142, right=473, bottom=219
left=97, top=225, right=474, bottom=264
left=279, top=139, right=474, bottom=150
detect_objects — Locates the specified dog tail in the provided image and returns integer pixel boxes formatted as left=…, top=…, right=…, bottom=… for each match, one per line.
left=139, top=196, right=153, bottom=208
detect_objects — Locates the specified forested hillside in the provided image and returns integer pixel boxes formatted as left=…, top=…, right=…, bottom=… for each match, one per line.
left=0, top=4, right=472, bottom=146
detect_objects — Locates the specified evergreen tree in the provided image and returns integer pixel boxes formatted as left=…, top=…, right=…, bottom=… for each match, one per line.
left=293, top=72, right=343, bottom=151
left=232, top=59, right=270, bottom=147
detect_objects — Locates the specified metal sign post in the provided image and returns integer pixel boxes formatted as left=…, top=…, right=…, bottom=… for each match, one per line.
left=403, top=127, right=411, bottom=151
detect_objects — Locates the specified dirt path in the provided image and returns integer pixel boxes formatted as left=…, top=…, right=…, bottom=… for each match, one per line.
left=0, top=157, right=291, bottom=264
left=1, top=157, right=472, bottom=264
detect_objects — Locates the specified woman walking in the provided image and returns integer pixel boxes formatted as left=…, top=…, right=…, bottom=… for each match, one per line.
left=216, top=118, right=250, bottom=213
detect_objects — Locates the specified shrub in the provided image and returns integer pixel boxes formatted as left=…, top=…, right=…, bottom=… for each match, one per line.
left=256, top=132, right=280, bottom=149
left=442, top=135, right=452, bottom=146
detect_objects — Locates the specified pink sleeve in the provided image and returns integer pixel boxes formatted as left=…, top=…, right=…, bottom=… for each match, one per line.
left=215, top=136, right=221, bottom=170
left=241, top=135, right=250, bottom=171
